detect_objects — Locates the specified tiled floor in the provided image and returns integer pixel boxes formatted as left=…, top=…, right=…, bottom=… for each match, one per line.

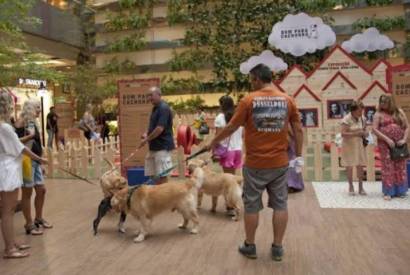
left=312, top=181, right=410, bottom=209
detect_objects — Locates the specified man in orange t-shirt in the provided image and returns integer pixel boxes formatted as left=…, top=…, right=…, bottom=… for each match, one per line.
left=204, top=64, right=303, bottom=261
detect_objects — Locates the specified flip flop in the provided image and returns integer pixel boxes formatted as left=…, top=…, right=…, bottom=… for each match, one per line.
left=3, top=249, right=30, bottom=259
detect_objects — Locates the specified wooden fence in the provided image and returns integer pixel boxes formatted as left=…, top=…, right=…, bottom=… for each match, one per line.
left=46, top=125, right=379, bottom=182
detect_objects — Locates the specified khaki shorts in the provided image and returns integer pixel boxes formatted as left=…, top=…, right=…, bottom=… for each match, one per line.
left=144, top=150, right=173, bottom=177
left=242, top=166, right=288, bottom=213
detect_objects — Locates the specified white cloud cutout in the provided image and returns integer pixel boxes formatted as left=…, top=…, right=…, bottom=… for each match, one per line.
left=341, top=27, right=394, bottom=53
left=268, top=12, right=336, bottom=57
left=239, top=50, right=288, bottom=75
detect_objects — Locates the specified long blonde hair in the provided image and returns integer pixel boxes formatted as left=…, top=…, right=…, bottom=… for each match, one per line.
left=20, top=98, right=41, bottom=127
left=0, top=90, right=13, bottom=122
left=378, top=95, right=405, bottom=127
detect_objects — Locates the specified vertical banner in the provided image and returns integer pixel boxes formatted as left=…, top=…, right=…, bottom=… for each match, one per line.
left=387, top=64, right=410, bottom=145
left=55, top=102, right=75, bottom=140
left=118, top=78, right=160, bottom=176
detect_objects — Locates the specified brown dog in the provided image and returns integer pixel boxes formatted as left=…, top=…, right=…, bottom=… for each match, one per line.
left=188, top=159, right=243, bottom=221
left=110, top=176, right=202, bottom=243
left=99, top=163, right=128, bottom=233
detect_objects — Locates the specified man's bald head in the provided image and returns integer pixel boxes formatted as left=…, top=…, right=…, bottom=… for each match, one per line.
left=149, top=86, right=162, bottom=105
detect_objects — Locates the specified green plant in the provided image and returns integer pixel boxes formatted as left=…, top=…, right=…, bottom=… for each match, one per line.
left=366, top=0, right=393, bottom=6
left=168, top=49, right=209, bottom=72
left=353, top=16, right=405, bottom=32
left=104, top=12, right=149, bottom=32
left=167, top=0, right=189, bottom=25
left=167, top=95, right=205, bottom=113
left=161, top=76, right=201, bottom=95
left=106, top=34, right=147, bottom=52
left=0, top=0, right=65, bottom=86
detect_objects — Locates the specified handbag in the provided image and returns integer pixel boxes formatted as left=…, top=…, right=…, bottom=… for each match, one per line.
left=389, top=143, right=409, bottom=161
left=198, top=122, right=209, bottom=135
left=212, top=137, right=231, bottom=161
left=22, top=154, right=33, bottom=182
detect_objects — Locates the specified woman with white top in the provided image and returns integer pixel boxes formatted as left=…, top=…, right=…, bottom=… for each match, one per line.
left=214, top=95, right=243, bottom=174
left=0, top=91, right=47, bottom=259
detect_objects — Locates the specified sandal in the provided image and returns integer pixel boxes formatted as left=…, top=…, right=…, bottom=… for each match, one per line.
left=15, top=243, right=30, bottom=250
left=3, top=248, right=30, bottom=259
left=25, top=224, right=43, bottom=235
left=34, top=218, right=53, bottom=229
left=383, top=195, right=392, bottom=201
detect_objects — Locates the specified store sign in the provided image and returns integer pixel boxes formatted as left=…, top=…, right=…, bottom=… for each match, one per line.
left=18, top=78, right=47, bottom=88
left=317, top=61, right=359, bottom=71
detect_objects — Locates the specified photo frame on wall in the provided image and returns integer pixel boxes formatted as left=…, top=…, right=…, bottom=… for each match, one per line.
left=299, top=108, right=319, bottom=127
left=327, top=99, right=353, bottom=119
left=364, top=106, right=376, bottom=124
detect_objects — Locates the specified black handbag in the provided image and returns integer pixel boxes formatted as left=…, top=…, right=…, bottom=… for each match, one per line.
left=389, top=144, right=409, bottom=161
left=198, top=123, right=209, bottom=135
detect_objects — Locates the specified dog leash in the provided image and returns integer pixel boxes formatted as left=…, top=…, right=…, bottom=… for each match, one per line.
left=57, top=167, right=97, bottom=185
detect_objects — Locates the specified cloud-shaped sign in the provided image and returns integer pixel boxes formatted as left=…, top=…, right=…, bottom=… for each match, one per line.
left=341, top=27, right=394, bottom=53
left=239, top=50, right=288, bottom=75
left=268, top=12, right=336, bottom=57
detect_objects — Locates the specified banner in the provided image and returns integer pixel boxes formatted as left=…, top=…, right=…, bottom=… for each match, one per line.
left=118, top=78, right=160, bottom=175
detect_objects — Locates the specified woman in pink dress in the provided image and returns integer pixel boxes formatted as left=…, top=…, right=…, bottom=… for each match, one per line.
left=372, top=95, right=409, bottom=200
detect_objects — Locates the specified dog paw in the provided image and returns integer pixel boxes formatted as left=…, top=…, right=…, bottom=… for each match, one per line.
left=231, top=216, right=239, bottom=222
left=134, top=234, right=145, bottom=243
left=178, top=223, right=187, bottom=229
left=190, top=228, right=199, bottom=234
left=118, top=227, right=126, bottom=234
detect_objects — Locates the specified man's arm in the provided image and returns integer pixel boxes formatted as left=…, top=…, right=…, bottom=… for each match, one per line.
left=209, top=123, right=240, bottom=149
left=291, top=120, right=303, bottom=157
left=139, top=126, right=164, bottom=148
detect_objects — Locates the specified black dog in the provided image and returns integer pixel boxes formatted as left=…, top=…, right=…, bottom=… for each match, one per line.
left=93, top=196, right=127, bottom=235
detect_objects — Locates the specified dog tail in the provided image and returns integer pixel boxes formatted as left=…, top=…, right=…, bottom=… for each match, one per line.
left=104, top=158, right=116, bottom=171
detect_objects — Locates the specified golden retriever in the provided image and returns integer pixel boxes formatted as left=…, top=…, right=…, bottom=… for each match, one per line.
left=97, top=163, right=128, bottom=234
left=110, top=176, right=202, bottom=243
left=188, top=159, right=243, bottom=221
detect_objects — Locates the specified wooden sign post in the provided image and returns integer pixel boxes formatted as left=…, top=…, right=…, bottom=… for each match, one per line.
left=55, top=102, right=74, bottom=142
left=387, top=64, right=410, bottom=145
left=118, top=79, right=160, bottom=176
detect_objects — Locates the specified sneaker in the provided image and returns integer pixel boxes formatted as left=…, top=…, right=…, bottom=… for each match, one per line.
left=238, top=241, right=257, bottom=259
left=271, top=244, right=284, bottom=261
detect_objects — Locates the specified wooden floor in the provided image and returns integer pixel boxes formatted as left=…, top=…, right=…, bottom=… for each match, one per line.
left=1, top=179, right=410, bottom=275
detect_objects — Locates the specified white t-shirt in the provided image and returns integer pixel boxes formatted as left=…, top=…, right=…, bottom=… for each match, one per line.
left=214, top=113, right=243, bottom=151
left=0, top=122, right=25, bottom=191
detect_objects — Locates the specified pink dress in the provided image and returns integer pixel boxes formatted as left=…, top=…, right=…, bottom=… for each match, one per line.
left=377, top=112, right=407, bottom=197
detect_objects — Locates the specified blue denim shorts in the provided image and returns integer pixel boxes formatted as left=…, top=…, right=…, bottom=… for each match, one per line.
left=23, top=160, right=44, bottom=187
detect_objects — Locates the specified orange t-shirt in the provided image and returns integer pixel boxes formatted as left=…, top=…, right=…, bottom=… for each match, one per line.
left=230, top=87, right=300, bottom=169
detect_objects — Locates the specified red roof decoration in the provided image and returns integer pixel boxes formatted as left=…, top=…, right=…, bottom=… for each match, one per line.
left=359, top=80, right=390, bottom=100
left=277, top=65, right=307, bottom=85
left=307, top=45, right=372, bottom=78
left=293, top=84, right=321, bottom=102
left=322, top=71, right=357, bottom=91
